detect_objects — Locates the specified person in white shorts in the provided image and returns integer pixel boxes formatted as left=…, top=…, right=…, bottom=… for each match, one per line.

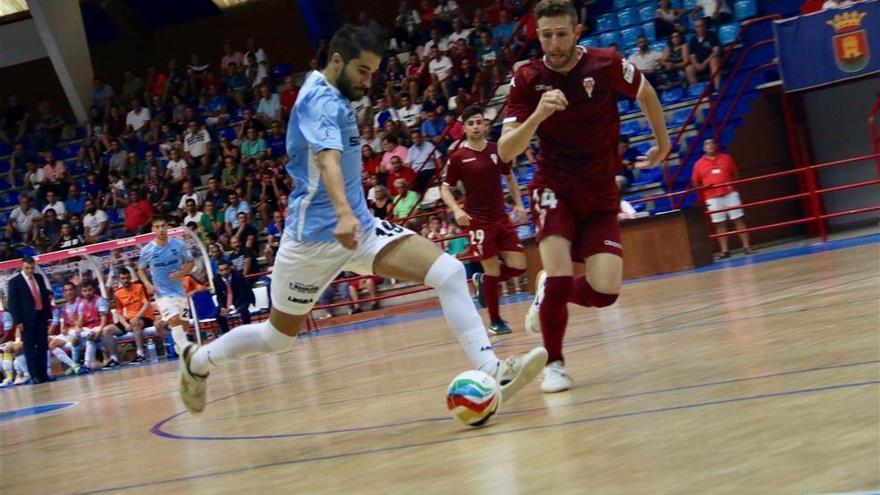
left=691, top=138, right=753, bottom=260
left=177, top=25, right=547, bottom=416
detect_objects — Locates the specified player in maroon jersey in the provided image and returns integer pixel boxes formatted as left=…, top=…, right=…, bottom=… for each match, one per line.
left=498, top=0, right=671, bottom=392
left=441, top=105, right=528, bottom=335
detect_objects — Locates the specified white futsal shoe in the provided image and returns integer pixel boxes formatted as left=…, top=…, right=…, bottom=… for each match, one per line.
left=179, top=343, right=208, bottom=414
left=540, top=361, right=573, bottom=393
left=525, top=270, right=547, bottom=334
left=494, top=347, right=548, bottom=403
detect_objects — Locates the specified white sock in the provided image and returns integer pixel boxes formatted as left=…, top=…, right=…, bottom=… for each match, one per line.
left=69, top=342, right=82, bottom=364
left=2, top=357, right=12, bottom=378
left=52, top=347, right=76, bottom=368
left=190, top=320, right=293, bottom=376
left=425, top=253, right=499, bottom=372
left=171, top=325, right=187, bottom=347
left=110, top=353, right=119, bottom=362
left=14, top=355, right=27, bottom=375
left=85, top=341, right=97, bottom=366
left=136, top=348, right=145, bottom=358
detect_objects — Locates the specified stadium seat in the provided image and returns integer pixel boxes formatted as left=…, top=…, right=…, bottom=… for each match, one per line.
left=650, top=39, right=668, bottom=53
left=620, top=120, right=643, bottom=137
left=682, top=0, right=698, bottom=9
left=617, top=100, right=632, bottom=114
left=650, top=196, right=672, bottom=214
left=620, top=27, right=641, bottom=48
left=617, top=8, right=639, bottom=27
left=0, top=178, right=9, bottom=190
left=599, top=31, right=621, bottom=48
left=638, top=4, right=656, bottom=23
left=734, top=0, right=757, bottom=20
left=687, top=81, right=709, bottom=99
left=641, top=21, right=656, bottom=41
left=3, top=191, right=18, bottom=207
left=191, top=290, right=218, bottom=321
left=660, top=87, right=684, bottom=105
left=719, top=22, right=740, bottom=45
left=0, top=160, right=9, bottom=174
left=637, top=167, right=665, bottom=184
left=596, top=13, right=617, bottom=32
left=614, top=0, right=637, bottom=9
left=0, top=143, right=11, bottom=157
left=670, top=0, right=684, bottom=7
left=668, top=108, right=692, bottom=128
left=578, top=36, right=600, bottom=48
left=634, top=141, right=653, bottom=156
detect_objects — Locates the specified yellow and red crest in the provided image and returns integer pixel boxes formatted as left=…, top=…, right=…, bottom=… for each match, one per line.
left=827, top=11, right=870, bottom=72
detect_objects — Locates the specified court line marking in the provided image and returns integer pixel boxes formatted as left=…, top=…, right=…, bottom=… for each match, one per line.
left=151, top=359, right=879, bottom=440
left=77, top=379, right=880, bottom=495
left=0, top=402, right=78, bottom=422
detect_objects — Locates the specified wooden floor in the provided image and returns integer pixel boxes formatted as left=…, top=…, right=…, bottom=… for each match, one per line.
left=2, top=241, right=879, bottom=495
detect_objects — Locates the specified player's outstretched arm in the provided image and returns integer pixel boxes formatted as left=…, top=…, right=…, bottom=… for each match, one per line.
left=317, top=149, right=359, bottom=250
left=635, top=80, right=672, bottom=169
left=498, top=89, right=568, bottom=163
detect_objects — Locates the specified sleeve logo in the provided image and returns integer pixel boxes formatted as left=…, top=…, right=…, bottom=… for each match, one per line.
left=622, top=59, right=635, bottom=84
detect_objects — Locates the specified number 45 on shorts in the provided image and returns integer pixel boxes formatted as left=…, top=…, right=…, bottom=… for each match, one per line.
left=532, top=189, right=558, bottom=211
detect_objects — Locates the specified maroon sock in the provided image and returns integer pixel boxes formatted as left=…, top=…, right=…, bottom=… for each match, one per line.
left=483, top=274, right=502, bottom=322
left=498, top=265, right=526, bottom=281
left=569, top=276, right=619, bottom=308
left=540, top=276, right=573, bottom=363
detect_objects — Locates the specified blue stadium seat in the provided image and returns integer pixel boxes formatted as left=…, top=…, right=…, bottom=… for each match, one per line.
left=719, top=22, right=740, bottom=45
left=578, top=36, right=600, bottom=48
left=670, top=0, right=684, bottom=7
left=599, top=31, right=621, bottom=48
left=641, top=21, right=656, bottom=41
left=617, top=8, right=639, bottom=27
left=107, top=209, right=122, bottom=223
left=650, top=39, right=668, bottom=53
left=596, top=13, right=617, bottom=32
left=0, top=160, right=9, bottom=174
left=687, top=81, right=709, bottom=99
left=638, top=167, right=665, bottom=184
left=634, top=141, right=653, bottom=156
left=734, top=0, right=757, bottom=20
left=660, top=87, right=684, bottom=105
left=620, top=120, right=643, bottom=137
left=651, top=196, right=672, bottom=214
left=221, top=126, right=237, bottom=141
left=621, top=27, right=641, bottom=48
left=0, top=210, right=10, bottom=224
left=0, top=143, right=11, bottom=157
left=617, top=100, right=631, bottom=114
left=3, top=191, right=19, bottom=208
left=271, top=63, right=292, bottom=79
left=682, top=0, right=698, bottom=9
left=191, top=290, right=218, bottom=320
left=668, top=108, right=692, bottom=128
left=614, top=0, right=637, bottom=9
left=638, top=4, right=656, bottom=22
left=0, top=178, right=10, bottom=190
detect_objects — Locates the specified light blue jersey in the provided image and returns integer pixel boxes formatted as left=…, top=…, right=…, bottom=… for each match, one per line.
left=138, top=237, right=194, bottom=298
left=284, top=71, right=374, bottom=242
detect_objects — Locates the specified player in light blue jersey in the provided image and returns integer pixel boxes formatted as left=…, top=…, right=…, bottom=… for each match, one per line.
left=138, top=216, right=195, bottom=351
left=178, top=25, right=546, bottom=415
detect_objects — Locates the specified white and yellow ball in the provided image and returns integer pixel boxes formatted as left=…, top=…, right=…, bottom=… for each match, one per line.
left=446, top=370, right=500, bottom=427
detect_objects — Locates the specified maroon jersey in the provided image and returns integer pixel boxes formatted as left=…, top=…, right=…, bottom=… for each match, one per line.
left=505, top=47, right=642, bottom=209
left=443, top=141, right=512, bottom=224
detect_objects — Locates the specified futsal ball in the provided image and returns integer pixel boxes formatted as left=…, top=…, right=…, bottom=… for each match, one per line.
left=446, top=370, right=500, bottom=427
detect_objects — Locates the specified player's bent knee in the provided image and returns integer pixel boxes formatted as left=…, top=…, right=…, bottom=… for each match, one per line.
left=425, top=253, right=465, bottom=289
left=592, top=291, right=619, bottom=308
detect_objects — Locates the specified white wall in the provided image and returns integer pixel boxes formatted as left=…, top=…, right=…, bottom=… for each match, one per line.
left=803, top=77, right=880, bottom=229
left=0, top=18, right=48, bottom=67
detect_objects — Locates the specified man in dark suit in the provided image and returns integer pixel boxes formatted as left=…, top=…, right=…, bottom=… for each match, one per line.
left=6, top=256, right=54, bottom=383
left=214, top=260, right=255, bottom=335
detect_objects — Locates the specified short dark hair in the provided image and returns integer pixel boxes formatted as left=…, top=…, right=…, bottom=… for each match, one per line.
left=535, top=0, right=578, bottom=24
left=217, top=260, right=231, bottom=269
left=151, top=214, right=167, bottom=225
left=22, top=256, right=35, bottom=265
left=328, top=24, right=383, bottom=64
left=461, top=105, right=485, bottom=123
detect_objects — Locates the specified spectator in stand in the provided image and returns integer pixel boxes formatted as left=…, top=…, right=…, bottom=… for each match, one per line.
left=126, top=99, right=151, bottom=139
left=404, top=52, right=430, bottom=100
left=408, top=130, right=441, bottom=192
left=256, top=85, right=281, bottom=124
left=449, top=18, right=474, bottom=45
left=362, top=145, right=384, bottom=182
left=397, top=94, right=423, bottom=129
left=107, top=139, right=127, bottom=173
left=91, top=78, right=116, bottom=112
left=213, top=260, right=255, bottom=335
left=370, top=185, right=392, bottom=219
left=420, top=108, right=447, bottom=147
left=123, top=189, right=153, bottom=235
left=85, top=105, right=110, bottom=152
left=144, top=66, right=168, bottom=102
left=656, top=0, right=685, bottom=39
left=263, top=210, right=284, bottom=265
left=182, top=198, right=204, bottom=228
left=492, top=9, right=517, bottom=49
left=203, top=177, right=229, bottom=209
left=628, top=36, right=664, bottom=88
left=241, top=127, right=267, bottom=160
left=36, top=208, right=62, bottom=252
left=165, top=148, right=188, bottom=192
left=380, top=136, right=409, bottom=173
left=392, top=178, right=420, bottom=219
left=361, top=125, right=382, bottom=153
left=225, top=62, right=249, bottom=108
left=104, top=106, right=127, bottom=143
left=184, top=121, right=212, bottom=178
left=177, top=180, right=202, bottom=212
left=424, top=28, right=450, bottom=54
left=691, top=139, right=753, bottom=260
left=616, top=136, right=641, bottom=189
left=696, top=0, right=732, bottom=26
left=660, top=31, right=690, bottom=89
left=243, top=36, right=268, bottom=70
left=221, top=41, right=244, bottom=70
left=384, top=56, right=407, bottom=103
left=687, top=19, right=722, bottom=89
left=387, top=155, right=416, bottom=197
left=228, top=235, right=257, bottom=275
left=1, top=95, right=30, bottom=143
left=65, top=184, right=87, bottom=217
left=55, top=222, right=84, bottom=250
left=204, top=84, right=229, bottom=129
left=41, top=151, right=69, bottom=199
left=223, top=191, right=251, bottom=231
left=82, top=199, right=109, bottom=244
left=41, top=190, right=66, bottom=220
left=34, top=101, right=67, bottom=150
left=279, top=76, right=299, bottom=122
left=238, top=108, right=266, bottom=140
left=476, top=29, right=501, bottom=90
left=394, top=1, right=421, bottom=51
left=232, top=211, right=259, bottom=249
left=221, top=155, right=243, bottom=190
left=373, top=97, right=401, bottom=130
left=200, top=200, right=224, bottom=235
left=428, top=46, right=455, bottom=99
left=245, top=52, right=269, bottom=93
left=6, top=195, right=39, bottom=243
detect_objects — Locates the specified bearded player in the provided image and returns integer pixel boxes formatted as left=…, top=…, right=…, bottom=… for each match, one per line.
left=498, top=0, right=671, bottom=392
left=441, top=105, right=528, bottom=335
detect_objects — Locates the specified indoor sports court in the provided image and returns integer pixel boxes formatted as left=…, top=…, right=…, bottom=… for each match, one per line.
left=1, top=0, right=878, bottom=494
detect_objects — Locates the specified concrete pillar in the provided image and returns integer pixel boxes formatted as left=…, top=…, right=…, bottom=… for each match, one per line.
left=27, top=0, right=94, bottom=124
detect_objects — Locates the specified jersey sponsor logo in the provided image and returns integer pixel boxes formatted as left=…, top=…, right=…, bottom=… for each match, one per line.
left=490, top=154, right=498, bottom=164
left=583, top=77, right=596, bottom=98
left=535, top=84, right=554, bottom=92
left=349, top=136, right=359, bottom=147
left=622, top=59, right=635, bottom=84
left=289, top=282, right=320, bottom=294
left=604, top=240, right=623, bottom=250
left=462, top=157, right=477, bottom=163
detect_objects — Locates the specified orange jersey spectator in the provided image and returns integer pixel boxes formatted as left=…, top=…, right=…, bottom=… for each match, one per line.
left=115, top=281, right=154, bottom=321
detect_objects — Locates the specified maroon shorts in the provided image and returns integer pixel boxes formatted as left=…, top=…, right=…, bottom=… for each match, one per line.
left=529, top=185, right=623, bottom=261
left=467, top=217, right=524, bottom=260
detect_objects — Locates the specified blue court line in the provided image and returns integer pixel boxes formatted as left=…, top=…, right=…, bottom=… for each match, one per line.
left=151, top=359, right=880, bottom=441
left=79, top=379, right=880, bottom=495
left=300, top=232, right=880, bottom=340
left=0, top=402, right=77, bottom=422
